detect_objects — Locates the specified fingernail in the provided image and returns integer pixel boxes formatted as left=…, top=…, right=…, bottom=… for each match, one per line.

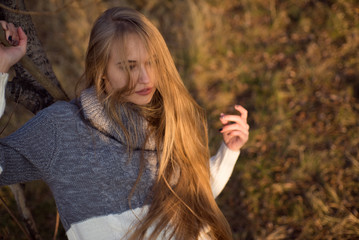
left=220, top=113, right=224, bottom=119
left=235, top=104, right=239, bottom=108
left=8, top=35, right=12, bottom=42
left=218, top=128, right=223, bottom=132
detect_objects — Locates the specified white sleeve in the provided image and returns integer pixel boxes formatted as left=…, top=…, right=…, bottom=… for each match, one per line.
left=0, top=73, right=9, bottom=118
left=210, top=142, right=240, bottom=198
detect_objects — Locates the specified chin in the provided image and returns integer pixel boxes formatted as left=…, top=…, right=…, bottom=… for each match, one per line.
left=131, top=96, right=154, bottom=106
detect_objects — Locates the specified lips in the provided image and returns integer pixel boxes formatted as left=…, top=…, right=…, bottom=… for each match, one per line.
left=135, top=87, right=153, bottom=96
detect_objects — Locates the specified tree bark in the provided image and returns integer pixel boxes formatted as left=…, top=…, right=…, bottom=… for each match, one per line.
left=0, top=0, right=68, bottom=114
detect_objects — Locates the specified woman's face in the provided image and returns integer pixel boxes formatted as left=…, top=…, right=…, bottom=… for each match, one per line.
left=104, top=33, right=156, bottom=105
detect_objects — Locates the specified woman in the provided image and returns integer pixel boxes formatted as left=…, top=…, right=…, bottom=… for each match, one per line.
left=0, top=7, right=249, bottom=240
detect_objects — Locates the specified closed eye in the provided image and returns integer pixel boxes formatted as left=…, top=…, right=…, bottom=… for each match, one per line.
left=127, top=60, right=137, bottom=70
left=117, top=61, right=137, bottom=71
left=129, top=64, right=136, bottom=70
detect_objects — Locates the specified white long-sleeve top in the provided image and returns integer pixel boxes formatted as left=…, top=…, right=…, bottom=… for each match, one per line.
left=0, top=73, right=8, bottom=118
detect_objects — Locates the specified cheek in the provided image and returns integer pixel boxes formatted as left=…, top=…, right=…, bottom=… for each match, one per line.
left=106, top=70, right=128, bottom=90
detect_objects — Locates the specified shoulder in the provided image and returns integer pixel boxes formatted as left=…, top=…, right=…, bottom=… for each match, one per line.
left=1, top=101, right=81, bottom=144
left=2, top=100, right=84, bottom=147
left=23, top=100, right=84, bottom=131
left=39, top=100, right=81, bottom=120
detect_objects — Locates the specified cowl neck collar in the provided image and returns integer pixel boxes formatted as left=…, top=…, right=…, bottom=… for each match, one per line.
left=80, top=87, right=156, bottom=151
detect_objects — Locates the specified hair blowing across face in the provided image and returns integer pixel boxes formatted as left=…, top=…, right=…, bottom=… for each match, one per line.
left=79, top=7, right=233, bottom=240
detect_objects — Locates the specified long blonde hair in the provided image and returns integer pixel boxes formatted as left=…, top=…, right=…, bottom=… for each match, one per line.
left=79, top=7, right=232, bottom=240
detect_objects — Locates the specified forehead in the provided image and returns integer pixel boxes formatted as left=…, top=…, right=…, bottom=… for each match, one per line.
left=110, top=33, right=149, bottom=60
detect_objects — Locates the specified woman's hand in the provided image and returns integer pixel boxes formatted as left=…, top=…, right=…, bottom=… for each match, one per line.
left=0, top=21, right=27, bottom=73
left=219, top=105, right=249, bottom=151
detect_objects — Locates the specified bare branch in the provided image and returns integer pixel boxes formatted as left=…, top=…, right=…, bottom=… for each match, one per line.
left=0, top=194, right=32, bottom=240
left=9, top=184, right=42, bottom=240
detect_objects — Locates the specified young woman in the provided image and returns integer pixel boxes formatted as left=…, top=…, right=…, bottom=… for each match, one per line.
left=0, top=7, right=249, bottom=240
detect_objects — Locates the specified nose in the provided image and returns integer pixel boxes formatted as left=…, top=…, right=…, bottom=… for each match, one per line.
left=138, top=65, right=151, bottom=84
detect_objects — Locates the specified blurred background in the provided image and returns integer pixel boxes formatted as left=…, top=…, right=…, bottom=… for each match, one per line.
left=0, top=0, right=359, bottom=239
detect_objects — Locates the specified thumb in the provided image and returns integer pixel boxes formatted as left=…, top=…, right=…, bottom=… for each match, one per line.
left=219, top=113, right=229, bottom=125
left=17, top=27, right=27, bottom=54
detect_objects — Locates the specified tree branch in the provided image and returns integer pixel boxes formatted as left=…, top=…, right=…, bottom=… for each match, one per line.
left=0, top=195, right=32, bottom=240
left=0, top=27, right=68, bottom=101
left=9, top=184, right=42, bottom=240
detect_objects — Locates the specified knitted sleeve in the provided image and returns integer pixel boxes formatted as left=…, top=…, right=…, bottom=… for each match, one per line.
left=0, top=109, right=58, bottom=185
left=210, top=142, right=240, bottom=198
left=0, top=73, right=8, bottom=118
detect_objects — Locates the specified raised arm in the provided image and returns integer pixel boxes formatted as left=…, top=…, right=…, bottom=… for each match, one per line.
left=0, top=21, right=50, bottom=185
left=210, top=105, right=249, bottom=198
left=0, top=21, right=28, bottom=117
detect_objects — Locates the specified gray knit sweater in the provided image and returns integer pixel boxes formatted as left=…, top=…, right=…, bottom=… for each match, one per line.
left=0, top=74, right=240, bottom=239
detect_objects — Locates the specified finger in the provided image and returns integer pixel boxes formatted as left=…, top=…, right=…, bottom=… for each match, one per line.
left=219, top=113, right=228, bottom=125
left=221, top=118, right=249, bottom=131
left=220, top=123, right=249, bottom=134
left=7, top=23, right=19, bottom=46
left=0, top=21, right=8, bottom=31
left=220, top=113, right=242, bottom=125
left=0, top=21, right=11, bottom=46
left=235, top=105, right=248, bottom=120
left=17, top=27, right=27, bottom=52
left=220, top=114, right=249, bottom=129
